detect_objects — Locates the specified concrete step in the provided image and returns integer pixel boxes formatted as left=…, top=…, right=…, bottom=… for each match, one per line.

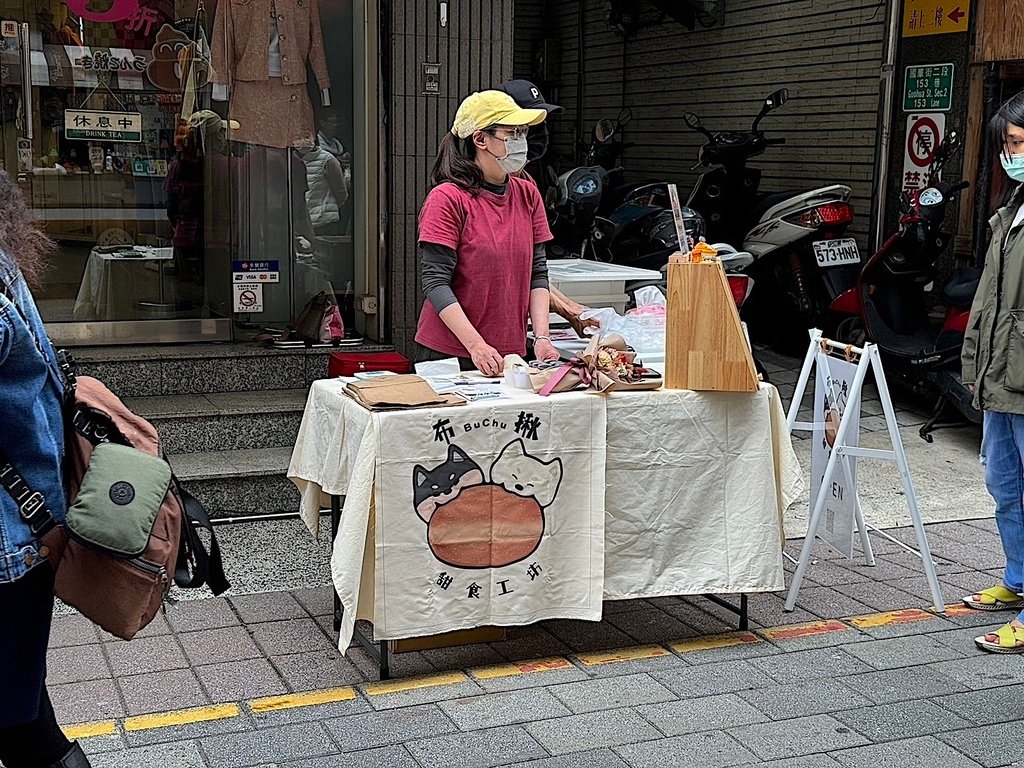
left=169, top=447, right=299, bottom=518
left=125, top=389, right=309, bottom=454
left=71, top=341, right=393, bottom=397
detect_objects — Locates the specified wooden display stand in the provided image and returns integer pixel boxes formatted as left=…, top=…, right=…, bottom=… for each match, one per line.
left=664, top=254, right=759, bottom=392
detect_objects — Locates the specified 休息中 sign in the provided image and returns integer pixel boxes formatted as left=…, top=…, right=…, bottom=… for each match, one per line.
left=65, top=110, right=142, bottom=142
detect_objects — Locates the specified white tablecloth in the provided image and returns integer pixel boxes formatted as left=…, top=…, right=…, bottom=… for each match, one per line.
left=72, top=246, right=173, bottom=321
left=289, top=380, right=802, bottom=652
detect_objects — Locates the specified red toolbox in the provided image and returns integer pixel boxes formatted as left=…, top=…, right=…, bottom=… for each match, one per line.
left=328, top=351, right=412, bottom=378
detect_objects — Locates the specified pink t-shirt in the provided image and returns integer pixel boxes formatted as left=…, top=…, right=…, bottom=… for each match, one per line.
left=415, top=176, right=553, bottom=357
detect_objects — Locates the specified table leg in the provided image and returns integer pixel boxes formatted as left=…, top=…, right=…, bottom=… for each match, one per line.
left=379, top=641, right=390, bottom=680
left=331, top=494, right=342, bottom=633
left=702, top=593, right=749, bottom=631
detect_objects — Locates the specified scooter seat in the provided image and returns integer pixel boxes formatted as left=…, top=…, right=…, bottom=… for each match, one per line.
left=749, top=191, right=803, bottom=225
left=943, top=266, right=980, bottom=309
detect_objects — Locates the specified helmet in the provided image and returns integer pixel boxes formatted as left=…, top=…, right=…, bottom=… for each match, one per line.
left=642, top=206, right=705, bottom=252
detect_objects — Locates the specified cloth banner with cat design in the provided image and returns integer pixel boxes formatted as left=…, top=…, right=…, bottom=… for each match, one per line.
left=372, top=392, right=607, bottom=639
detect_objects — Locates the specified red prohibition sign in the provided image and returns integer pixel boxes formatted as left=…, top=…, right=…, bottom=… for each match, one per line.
left=907, top=116, right=941, bottom=168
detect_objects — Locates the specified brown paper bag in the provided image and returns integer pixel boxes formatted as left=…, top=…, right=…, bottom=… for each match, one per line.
left=344, top=375, right=466, bottom=410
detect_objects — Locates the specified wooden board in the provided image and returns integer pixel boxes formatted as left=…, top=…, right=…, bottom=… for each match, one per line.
left=664, top=257, right=759, bottom=392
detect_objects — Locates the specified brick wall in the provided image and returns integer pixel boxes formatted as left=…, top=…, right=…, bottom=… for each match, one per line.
left=515, top=0, right=887, bottom=248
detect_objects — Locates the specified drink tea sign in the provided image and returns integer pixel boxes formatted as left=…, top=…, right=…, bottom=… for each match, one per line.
left=65, top=110, right=142, bottom=142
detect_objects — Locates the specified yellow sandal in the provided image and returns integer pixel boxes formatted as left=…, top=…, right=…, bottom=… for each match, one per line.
left=962, top=585, right=1024, bottom=612
left=975, top=622, right=1024, bottom=654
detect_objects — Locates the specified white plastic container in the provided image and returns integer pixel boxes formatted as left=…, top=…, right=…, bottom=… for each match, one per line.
left=546, top=259, right=661, bottom=325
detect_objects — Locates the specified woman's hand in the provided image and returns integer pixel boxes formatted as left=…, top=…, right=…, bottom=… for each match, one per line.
left=468, top=340, right=504, bottom=377
left=534, top=338, right=560, bottom=361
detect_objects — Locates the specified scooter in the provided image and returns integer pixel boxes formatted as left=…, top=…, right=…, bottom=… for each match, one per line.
left=830, top=131, right=981, bottom=441
left=683, top=90, right=861, bottom=352
left=545, top=115, right=704, bottom=270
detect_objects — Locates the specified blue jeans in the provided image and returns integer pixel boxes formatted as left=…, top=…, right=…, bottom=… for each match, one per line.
left=983, top=411, right=1024, bottom=607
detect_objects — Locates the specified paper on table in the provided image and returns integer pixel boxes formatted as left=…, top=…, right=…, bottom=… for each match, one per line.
left=344, top=375, right=466, bottom=410
left=415, top=358, right=461, bottom=375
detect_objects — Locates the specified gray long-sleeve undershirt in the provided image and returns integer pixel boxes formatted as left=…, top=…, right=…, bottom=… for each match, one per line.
left=419, top=181, right=549, bottom=313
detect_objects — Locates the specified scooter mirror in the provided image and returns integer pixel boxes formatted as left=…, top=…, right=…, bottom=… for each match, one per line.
left=683, top=112, right=702, bottom=131
left=931, top=131, right=958, bottom=175
left=765, top=88, right=789, bottom=111
left=594, top=118, right=617, bottom=143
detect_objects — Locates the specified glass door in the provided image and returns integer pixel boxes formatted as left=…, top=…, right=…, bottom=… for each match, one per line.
left=0, top=0, right=229, bottom=343
left=0, top=0, right=368, bottom=345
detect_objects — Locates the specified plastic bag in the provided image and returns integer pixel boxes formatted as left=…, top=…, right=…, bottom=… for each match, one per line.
left=580, top=307, right=665, bottom=356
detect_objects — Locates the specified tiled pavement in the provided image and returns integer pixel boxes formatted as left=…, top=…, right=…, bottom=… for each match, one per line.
left=38, top=516, right=1024, bottom=768
left=27, top=347, right=1000, bottom=767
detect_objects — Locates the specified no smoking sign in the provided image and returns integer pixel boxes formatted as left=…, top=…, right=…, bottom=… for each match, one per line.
left=233, top=283, right=264, bottom=313
left=902, top=113, right=946, bottom=194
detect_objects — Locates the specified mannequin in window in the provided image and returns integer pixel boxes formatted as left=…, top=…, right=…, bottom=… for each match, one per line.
left=210, top=0, right=331, bottom=148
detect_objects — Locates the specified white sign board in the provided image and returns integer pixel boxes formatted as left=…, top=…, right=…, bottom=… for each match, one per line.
left=810, top=350, right=859, bottom=559
left=65, top=110, right=142, bottom=142
left=233, top=284, right=263, bottom=313
left=902, top=113, right=945, bottom=194
left=785, top=331, right=945, bottom=613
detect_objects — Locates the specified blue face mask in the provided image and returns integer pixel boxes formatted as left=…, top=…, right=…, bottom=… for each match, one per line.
left=1002, top=152, right=1024, bottom=183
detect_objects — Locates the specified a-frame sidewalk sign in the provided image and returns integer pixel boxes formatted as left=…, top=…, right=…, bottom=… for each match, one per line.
left=782, top=329, right=942, bottom=614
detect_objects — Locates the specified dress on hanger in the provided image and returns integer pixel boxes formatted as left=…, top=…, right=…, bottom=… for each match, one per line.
left=211, top=0, right=331, bottom=148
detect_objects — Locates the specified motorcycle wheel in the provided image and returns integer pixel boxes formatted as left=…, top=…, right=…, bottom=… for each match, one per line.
left=833, top=316, right=866, bottom=347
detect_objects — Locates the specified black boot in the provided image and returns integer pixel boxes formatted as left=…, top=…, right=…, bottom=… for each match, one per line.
left=50, top=742, right=91, bottom=768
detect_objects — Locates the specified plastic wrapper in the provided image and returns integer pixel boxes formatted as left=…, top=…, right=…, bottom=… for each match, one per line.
left=580, top=306, right=665, bottom=356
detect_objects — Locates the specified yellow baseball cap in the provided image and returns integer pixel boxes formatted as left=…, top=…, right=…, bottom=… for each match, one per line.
left=451, top=90, right=546, bottom=139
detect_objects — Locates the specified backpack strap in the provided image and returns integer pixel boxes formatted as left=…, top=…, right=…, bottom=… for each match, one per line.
left=172, top=477, right=229, bottom=595
left=0, top=451, right=58, bottom=538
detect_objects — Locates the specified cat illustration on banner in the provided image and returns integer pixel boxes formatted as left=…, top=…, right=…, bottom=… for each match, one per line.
left=412, top=439, right=563, bottom=570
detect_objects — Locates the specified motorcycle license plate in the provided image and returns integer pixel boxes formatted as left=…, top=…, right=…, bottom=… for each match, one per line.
left=813, top=238, right=860, bottom=267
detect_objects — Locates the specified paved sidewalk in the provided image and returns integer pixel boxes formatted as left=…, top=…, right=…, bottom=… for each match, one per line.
left=44, top=516, right=1024, bottom=768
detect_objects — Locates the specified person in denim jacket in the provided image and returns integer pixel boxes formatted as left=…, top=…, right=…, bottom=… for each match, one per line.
left=0, top=172, right=90, bottom=766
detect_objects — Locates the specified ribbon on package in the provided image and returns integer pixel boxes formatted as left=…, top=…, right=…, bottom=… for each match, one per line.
left=535, top=333, right=662, bottom=396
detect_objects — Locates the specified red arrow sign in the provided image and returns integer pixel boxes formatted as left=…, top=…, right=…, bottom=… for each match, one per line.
left=947, top=6, right=966, bottom=24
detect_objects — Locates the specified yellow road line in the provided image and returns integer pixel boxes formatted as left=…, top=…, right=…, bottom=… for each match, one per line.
left=250, top=687, right=358, bottom=714
left=576, top=645, right=671, bottom=666
left=363, top=671, right=467, bottom=696
left=762, top=619, right=850, bottom=641
left=69, top=603, right=967, bottom=738
left=470, top=657, right=573, bottom=680
left=123, top=703, right=240, bottom=732
left=64, top=721, right=117, bottom=740
left=940, top=603, right=983, bottom=617
left=846, top=608, right=936, bottom=628
left=670, top=631, right=761, bottom=654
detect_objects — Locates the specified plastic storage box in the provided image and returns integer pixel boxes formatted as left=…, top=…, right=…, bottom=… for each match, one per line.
left=546, top=259, right=662, bottom=323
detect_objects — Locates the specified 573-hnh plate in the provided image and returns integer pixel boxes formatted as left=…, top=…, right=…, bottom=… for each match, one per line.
left=813, top=238, right=860, bottom=267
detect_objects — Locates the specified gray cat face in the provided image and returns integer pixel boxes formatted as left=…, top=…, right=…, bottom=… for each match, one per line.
left=413, top=444, right=484, bottom=523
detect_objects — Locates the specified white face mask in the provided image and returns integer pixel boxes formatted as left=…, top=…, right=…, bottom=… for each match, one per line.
left=492, top=135, right=529, bottom=174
